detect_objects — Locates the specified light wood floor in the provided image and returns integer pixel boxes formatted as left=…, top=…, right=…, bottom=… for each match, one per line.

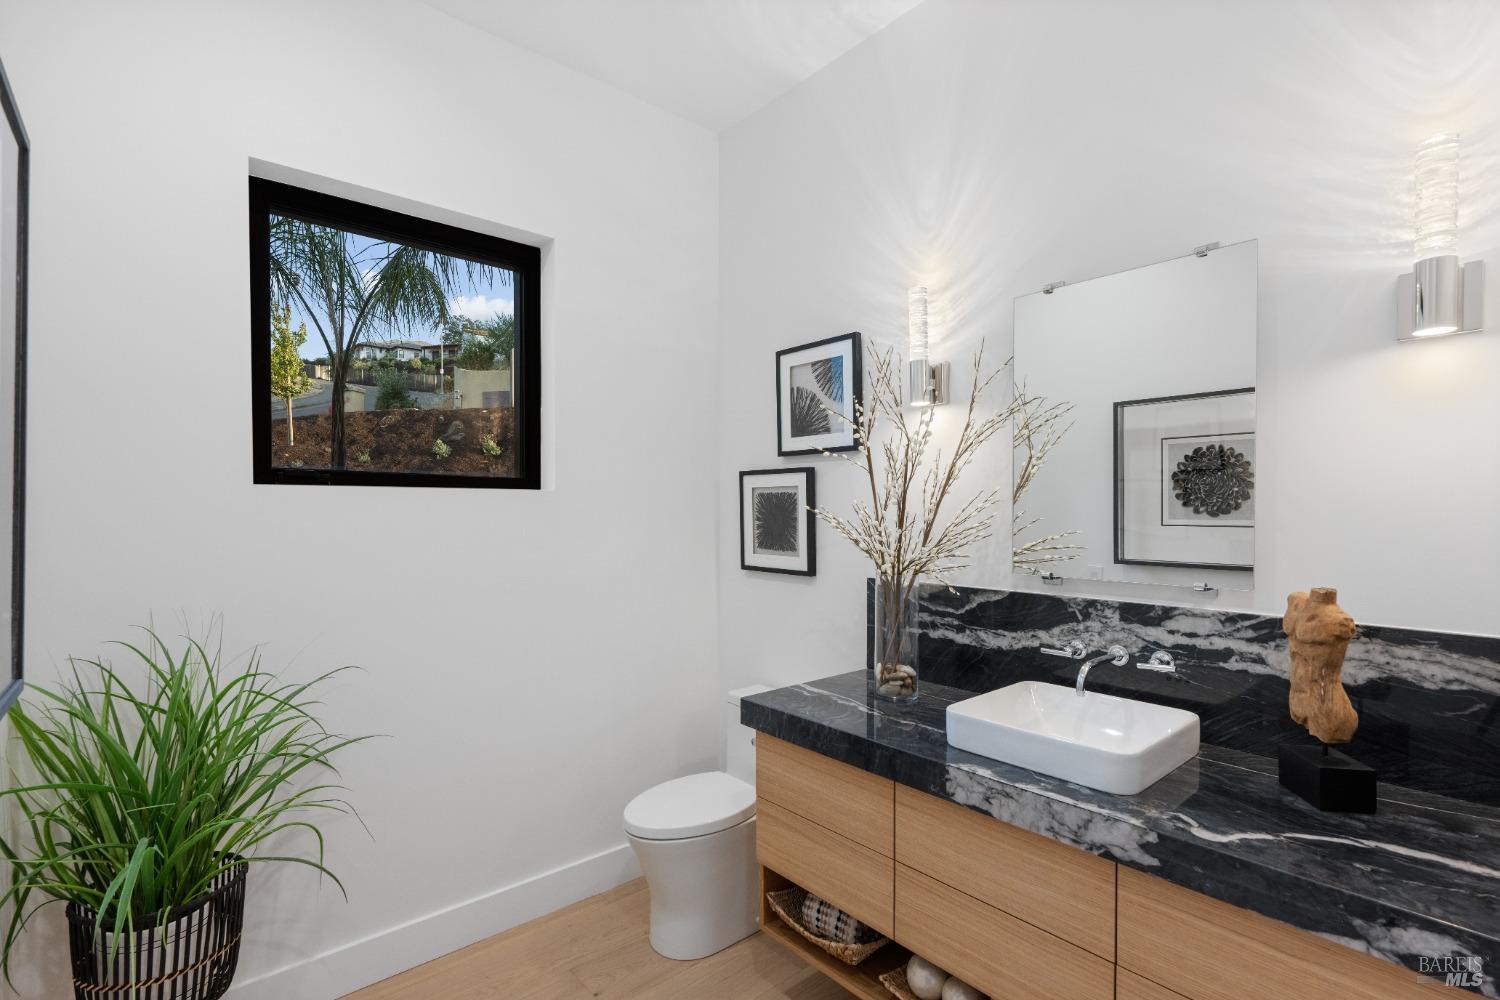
left=344, top=878, right=851, bottom=999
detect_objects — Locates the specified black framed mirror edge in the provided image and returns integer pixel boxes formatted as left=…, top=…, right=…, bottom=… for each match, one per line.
left=248, top=176, right=542, bottom=490
left=1112, top=386, right=1255, bottom=572
left=1, top=53, right=28, bottom=714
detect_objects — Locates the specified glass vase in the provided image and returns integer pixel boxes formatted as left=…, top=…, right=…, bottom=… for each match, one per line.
left=874, top=575, right=919, bottom=701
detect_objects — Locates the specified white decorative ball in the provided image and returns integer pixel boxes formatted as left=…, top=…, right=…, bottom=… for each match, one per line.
left=941, top=976, right=986, bottom=1000
left=905, top=955, right=949, bottom=1000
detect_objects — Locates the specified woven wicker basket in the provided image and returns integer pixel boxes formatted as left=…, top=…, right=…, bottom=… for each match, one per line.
left=878, top=966, right=921, bottom=1000
left=764, top=887, right=888, bottom=966
left=66, top=857, right=246, bottom=1000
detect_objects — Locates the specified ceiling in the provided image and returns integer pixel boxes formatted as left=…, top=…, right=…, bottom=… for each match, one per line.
left=424, top=0, right=925, bottom=131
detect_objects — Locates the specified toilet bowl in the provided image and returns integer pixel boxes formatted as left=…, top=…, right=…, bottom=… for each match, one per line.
left=624, top=684, right=769, bottom=960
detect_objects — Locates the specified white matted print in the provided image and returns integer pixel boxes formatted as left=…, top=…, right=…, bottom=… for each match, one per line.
left=776, top=332, right=861, bottom=456
left=1115, top=388, right=1254, bottom=570
left=739, top=468, right=816, bottom=575
left=1161, top=432, right=1255, bottom=527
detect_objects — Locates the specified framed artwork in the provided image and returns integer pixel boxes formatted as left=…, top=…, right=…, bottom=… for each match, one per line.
left=776, top=332, right=861, bottom=456
left=739, top=468, right=816, bottom=576
left=0, top=56, right=27, bottom=715
left=1115, top=388, right=1254, bottom=570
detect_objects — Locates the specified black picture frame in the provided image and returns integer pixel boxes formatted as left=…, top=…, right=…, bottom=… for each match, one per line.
left=249, top=177, right=542, bottom=489
left=0, top=55, right=27, bottom=716
left=739, top=468, right=816, bottom=576
left=775, top=331, right=862, bottom=457
left=1114, top=387, right=1255, bottom=571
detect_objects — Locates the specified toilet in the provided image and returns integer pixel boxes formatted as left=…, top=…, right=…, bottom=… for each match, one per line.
left=624, top=684, right=770, bottom=960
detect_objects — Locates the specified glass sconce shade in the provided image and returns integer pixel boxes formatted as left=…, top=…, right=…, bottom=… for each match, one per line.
left=907, top=286, right=929, bottom=361
left=1414, top=133, right=1459, bottom=260
left=905, top=284, right=945, bottom=404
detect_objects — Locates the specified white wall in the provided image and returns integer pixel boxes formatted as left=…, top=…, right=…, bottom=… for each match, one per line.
left=0, top=1, right=720, bottom=997
left=718, top=0, right=1500, bottom=701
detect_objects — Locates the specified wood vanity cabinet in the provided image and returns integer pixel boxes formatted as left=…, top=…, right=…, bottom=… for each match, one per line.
left=895, top=864, right=1114, bottom=1000
left=754, top=737, right=895, bottom=938
left=754, top=735, right=1460, bottom=1000
left=895, top=784, right=1116, bottom=960
left=756, top=734, right=894, bottom=854
left=1116, top=867, right=1452, bottom=1000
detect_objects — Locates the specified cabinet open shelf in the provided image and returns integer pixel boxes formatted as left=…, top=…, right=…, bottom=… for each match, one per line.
left=759, top=866, right=909, bottom=1000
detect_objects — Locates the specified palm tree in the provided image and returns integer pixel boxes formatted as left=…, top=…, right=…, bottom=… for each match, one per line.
left=268, top=216, right=507, bottom=468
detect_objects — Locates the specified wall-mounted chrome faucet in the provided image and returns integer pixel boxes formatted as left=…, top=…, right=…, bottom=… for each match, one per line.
left=1076, top=645, right=1128, bottom=696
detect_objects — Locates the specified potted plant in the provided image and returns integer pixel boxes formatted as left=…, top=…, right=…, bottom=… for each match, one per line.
left=0, top=628, right=366, bottom=999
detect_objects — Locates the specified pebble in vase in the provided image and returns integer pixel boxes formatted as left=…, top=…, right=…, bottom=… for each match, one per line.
left=941, top=976, right=987, bottom=1000
left=905, top=955, right=949, bottom=1000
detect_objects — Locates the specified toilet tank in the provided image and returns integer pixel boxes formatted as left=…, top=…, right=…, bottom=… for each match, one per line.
left=726, top=685, right=771, bottom=785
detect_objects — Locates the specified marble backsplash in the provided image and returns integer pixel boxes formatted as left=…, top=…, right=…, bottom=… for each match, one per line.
left=868, top=582, right=1500, bottom=806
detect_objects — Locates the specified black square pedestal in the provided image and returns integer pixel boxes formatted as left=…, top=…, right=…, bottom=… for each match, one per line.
left=1278, top=744, right=1376, bottom=813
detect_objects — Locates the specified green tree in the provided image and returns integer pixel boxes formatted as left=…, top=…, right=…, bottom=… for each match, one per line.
left=452, top=314, right=516, bottom=370
left=267, top=217, right=508, bottom=467
left=375, top=368, right=413, bottom=410
left=269, top=305, right=313, bottom=444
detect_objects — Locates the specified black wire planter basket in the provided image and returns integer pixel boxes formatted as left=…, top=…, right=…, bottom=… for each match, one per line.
left=65, top=857, right=247, bottom=1000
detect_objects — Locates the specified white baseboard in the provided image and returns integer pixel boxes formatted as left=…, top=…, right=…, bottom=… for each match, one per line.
left=227, top=842, right=642, bottom=1000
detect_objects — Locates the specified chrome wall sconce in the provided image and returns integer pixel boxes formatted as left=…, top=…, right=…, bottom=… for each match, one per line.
left=1397, top=133, right=1484, bottom=341
left=907, top=285, right=948, bottom=406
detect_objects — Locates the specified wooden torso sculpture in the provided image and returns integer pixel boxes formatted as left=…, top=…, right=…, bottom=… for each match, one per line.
left=1284, top=587, right=1359, bottom=744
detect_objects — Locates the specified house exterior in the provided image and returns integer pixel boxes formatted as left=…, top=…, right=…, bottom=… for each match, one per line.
left=354, top=339, right=435, bottom=362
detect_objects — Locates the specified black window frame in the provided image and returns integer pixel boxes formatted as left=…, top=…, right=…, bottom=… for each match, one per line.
left=249, top=177, right=541, bottom=490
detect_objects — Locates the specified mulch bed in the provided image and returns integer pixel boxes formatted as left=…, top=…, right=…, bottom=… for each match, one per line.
left=271, top=406, right=518, bottom=477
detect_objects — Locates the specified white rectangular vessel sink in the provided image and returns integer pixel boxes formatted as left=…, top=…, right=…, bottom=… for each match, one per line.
left=946, top=681, right=1200, bottom=795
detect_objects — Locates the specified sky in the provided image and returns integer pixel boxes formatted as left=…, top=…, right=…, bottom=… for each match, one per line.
left=283, top=231, right=515, bottom=361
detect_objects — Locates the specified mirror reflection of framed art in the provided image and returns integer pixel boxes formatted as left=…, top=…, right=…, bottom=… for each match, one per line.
left=1, top=54, right=28, bottom=716
left=1114, top=388, right=1255, bottom=571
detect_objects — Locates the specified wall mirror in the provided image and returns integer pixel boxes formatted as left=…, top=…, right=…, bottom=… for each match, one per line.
left=1012, top=240, right=1258, bottom=592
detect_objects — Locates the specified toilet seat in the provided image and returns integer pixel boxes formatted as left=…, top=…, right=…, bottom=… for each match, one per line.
left=624, top=771, right=755, bottom=841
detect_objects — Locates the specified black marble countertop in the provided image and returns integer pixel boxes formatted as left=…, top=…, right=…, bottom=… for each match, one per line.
left=743, top=671, right=1500, bottom=996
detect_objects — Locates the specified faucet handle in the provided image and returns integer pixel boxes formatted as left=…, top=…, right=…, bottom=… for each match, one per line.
left=1041, top=639, right=1087, bottom=659
left=1137, top=650, right=1176, bottom=672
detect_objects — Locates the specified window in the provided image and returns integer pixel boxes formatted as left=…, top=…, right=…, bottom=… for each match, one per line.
left=249, top=178, right=540, bottom=489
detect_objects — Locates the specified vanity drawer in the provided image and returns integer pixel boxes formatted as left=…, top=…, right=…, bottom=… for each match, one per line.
left=894, top=864, right=1114, bottom=1000
left=895, top=785, right=1116, bottom=959
left=1117, top=867, right=1460, bottom=1000
left=756, top=735, right=894, bottom=856
left=757, top=798, right=894, bottom=937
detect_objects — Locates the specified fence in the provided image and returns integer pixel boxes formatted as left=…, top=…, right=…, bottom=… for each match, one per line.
left=342, top=367, right=444, bottom=394
left=294, top=363, right=514, bottom=409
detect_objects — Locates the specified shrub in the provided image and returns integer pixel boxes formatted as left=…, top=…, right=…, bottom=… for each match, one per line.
left=481, top=435, right=502, bottom=457
left=375, top=368, right=413, bottom=410
left=432, top=439, right=452, bottom=460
